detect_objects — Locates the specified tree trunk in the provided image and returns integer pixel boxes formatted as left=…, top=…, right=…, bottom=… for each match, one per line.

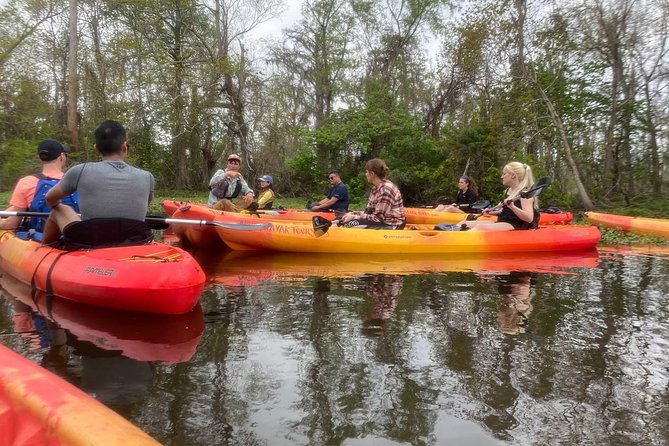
left=67, top=0, right=79, bottom=150
left=528, top=69, right=594, bottom=209
left=170, top=1, right=188, bottom=188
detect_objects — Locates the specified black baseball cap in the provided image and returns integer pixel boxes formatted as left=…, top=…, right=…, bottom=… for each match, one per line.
left=38, top=139, right=70, bottom=161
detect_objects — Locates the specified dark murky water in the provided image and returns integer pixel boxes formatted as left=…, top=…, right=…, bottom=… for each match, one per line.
left=2, top=246, right=669, bottom=445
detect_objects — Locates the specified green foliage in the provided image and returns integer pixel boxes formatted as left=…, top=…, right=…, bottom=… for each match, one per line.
left=286, top=147, right=321, bottom=196
left=597, top=226, right=668, bottom=246
left=0, top=139, right=40, bottom=190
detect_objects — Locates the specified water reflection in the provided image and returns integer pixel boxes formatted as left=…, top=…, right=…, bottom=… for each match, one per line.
left=1, top=273, right=204, bottom=364
left=479, top=272, right=535, bottom=335
left=6, top=247, right=669, bottom=445
left=361, top=275, right=403, bottom=336
left=196, top=248, right=600, bottom=285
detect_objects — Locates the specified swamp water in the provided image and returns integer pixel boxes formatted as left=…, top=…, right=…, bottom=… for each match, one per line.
left=1, top=246, right=668, bottom=445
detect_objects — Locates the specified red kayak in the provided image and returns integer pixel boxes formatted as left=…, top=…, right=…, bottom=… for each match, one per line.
left=0, top=344, right=161, bottom=445
left=0, top=230, right=205, bottom=314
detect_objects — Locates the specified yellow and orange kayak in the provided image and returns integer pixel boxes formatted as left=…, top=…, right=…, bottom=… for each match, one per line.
left=214, top=220, right=601, bottom=254
left=404, top=207, right=573, bottom=225
left=585, top=211, right=669, bottom=238
left=0, top=344, right=160, bottom=445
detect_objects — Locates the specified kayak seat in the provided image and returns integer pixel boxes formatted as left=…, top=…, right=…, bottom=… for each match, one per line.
left=61, top=218, right=153, bottom=250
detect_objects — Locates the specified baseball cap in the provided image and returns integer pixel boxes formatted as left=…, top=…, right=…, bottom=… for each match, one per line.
left=38, top=139, right=70, bottom=161
left=227, top=153, right=241, bottom=162
left=258, top=175, right=273, bottom=183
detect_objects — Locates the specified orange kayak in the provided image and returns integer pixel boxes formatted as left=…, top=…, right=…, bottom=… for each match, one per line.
left=404, top=207, right=573, bottom=225
left=0, top=230, right=205, bottom=314
left=0, top=344, right=160, bottom=445
left=163, top=200, right=335, bottom=221
left=585, top=211, right=669, bottom=238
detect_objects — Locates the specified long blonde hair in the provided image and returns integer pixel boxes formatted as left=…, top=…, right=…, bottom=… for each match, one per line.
left=503, top=162, right=535, bottom=199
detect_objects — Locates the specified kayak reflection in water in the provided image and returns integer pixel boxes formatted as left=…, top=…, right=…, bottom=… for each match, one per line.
left=494, top=271, right=535, bottom=335
left=10, top=299, right=70, bottom=371
left=361, top=274, right=404, bottom=336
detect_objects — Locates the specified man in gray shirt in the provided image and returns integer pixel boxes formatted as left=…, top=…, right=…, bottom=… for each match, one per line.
left=43, top=120, right=155, bottom=244
left=208, top=153, right=254, bottom=211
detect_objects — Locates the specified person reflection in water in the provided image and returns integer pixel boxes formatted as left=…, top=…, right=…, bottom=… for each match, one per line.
left=361, top=274, right=403, bottom=336
left=495, top=271, right=535, bottom=335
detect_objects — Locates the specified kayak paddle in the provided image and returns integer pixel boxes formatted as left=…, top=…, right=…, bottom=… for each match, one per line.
left=0, top=211, right=271, bottom=231
left=466, top=177, right=552, bottom=221
left=313, top=215, right=334, bottom=237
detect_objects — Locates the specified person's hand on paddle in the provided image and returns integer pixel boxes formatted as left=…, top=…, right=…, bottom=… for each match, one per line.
left=340, top=211, right=357, bottom=224
left=482, top=207, right=501, bottom=216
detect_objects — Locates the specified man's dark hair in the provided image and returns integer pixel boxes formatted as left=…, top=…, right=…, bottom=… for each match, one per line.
left=94, top=120, right=127, bottom=155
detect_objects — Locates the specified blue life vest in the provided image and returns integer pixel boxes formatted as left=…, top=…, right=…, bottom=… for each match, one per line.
left=17, top=174, right=80, bottom=240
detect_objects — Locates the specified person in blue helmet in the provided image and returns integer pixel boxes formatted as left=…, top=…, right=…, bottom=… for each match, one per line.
left=254, top=174, right=275, bottom=210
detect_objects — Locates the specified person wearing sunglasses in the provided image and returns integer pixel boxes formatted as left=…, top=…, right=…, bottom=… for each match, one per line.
left=309, top=171, right=350, bottom=216
left=207, top=153, right=255, bottom=212
left=0, top=139, right=78, bottom=235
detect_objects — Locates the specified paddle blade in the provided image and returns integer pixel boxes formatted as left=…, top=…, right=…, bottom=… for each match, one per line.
left=521, top=177, right=552, bottom=199
left=312, top=216, right=332, bottom=237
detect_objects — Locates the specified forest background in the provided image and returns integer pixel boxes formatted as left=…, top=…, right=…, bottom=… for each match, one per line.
left=0, top=0, right=667, bottom=213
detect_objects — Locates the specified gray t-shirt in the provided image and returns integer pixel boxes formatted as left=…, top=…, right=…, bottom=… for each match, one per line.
left=59, top=161, right=155, bottom=221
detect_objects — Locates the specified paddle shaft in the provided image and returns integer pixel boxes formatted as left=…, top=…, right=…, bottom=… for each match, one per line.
left=0, top=211, right=269, bottom=230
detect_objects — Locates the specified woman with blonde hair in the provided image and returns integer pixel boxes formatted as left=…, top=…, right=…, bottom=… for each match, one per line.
left=459, top=162, right=538, bottom=231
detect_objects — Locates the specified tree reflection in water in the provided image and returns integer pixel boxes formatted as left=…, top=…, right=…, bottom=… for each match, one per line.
left=5, top=248, right=669, bottom=445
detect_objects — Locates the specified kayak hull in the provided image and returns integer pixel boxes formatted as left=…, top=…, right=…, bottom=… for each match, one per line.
left=585, top=211, right=669, bottom=238
left=161, top=200, right=332, bottom=248
left=214, top=221, right=601, bottom=254
left=404, top=207, right=573, bottom=225
left=0, top=344, right=161, bottom=445
left=0, top=230, right=205, bottom=314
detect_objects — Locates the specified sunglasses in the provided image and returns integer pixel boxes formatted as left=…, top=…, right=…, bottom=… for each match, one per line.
left=328, top=176, right=336, bottom=180
left=227, top=159, right=240, bottom=164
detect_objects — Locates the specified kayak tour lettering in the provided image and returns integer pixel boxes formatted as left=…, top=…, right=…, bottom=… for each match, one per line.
left=84, top=266, right=118, bottom=277
left=270, top=223, right=314, bottom=236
